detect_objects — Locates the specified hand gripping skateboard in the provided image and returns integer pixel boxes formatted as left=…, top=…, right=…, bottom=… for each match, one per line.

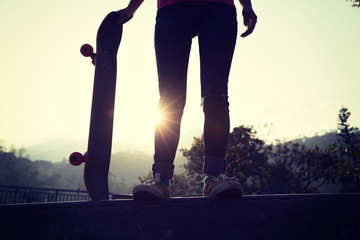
left=69, top=12, right=123, bottom=200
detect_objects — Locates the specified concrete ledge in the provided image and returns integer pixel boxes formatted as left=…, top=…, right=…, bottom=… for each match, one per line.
left=1, top=194, right=359, bottom=240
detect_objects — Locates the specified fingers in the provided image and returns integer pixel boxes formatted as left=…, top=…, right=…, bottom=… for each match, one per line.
left=241, top=17, right=256, bottom=38
left=117, top=15, right=133, bottom=24
left=116, top=11, right=126, bottom=24
left=241, top=7, right=257, bottom=38
left=116, top=9, right=133, bottom=24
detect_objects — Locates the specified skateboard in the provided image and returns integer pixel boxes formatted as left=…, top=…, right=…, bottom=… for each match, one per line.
left=69, top=12, right=123, bottom=200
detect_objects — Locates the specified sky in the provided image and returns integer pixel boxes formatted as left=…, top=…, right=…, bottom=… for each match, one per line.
left=0, top=0, right=359, bottom=152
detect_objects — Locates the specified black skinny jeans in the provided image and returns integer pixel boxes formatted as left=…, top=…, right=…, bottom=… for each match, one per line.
left=152, top=2, right=238, bottom=179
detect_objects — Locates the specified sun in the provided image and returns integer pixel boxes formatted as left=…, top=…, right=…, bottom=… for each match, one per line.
left=155, top=108, right=165, bottom=125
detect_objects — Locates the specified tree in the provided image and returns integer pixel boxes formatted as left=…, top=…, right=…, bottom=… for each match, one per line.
left=170, top=174, right=202, bottom=196
left=0, top=148, right=41, bottom=187
left=181, top=125, right=337, bottom=195
left=268, top=142, right=337, bottom=193
left=182, top=126, right=270, bottom=194
left=337, top=107, right=360, bottom=147
left=225, top=126, right=270, bottom=194
left=346, top=0, right=360, bottom=7
left=181, top=137, right=204, bottom=183
left=326, top=107, right=360, bottom=192
left=327, top=143, right=360, bottom=192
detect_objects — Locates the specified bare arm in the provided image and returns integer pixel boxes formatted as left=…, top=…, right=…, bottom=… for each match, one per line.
left=239, top=0, right=252, bottom=7
left=117, top=0, right=144, bottom=24
left=239, top=0, right=257, bottom=37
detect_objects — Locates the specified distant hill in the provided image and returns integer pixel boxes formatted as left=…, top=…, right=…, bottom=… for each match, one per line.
left=25, top=139, right=153, bottom=163
left=292, top=131, right=338, bottom=150
left=25, top=127, right=202, bottom=163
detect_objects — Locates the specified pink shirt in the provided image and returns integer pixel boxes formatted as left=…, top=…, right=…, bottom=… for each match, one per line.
left=158, top=0, right=235, bottom=9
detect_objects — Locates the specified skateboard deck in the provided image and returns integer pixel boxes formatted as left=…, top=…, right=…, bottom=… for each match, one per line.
left=70, top=12, right=123, bottom=200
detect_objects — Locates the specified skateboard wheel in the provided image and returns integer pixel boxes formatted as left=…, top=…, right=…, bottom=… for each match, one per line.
left=80, top=44, right=94, bottom=57
left=69, top=152, right=85, bottom=166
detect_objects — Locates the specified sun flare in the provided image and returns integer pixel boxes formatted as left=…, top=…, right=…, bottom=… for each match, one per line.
left=156, top=108, right=165, bottom=125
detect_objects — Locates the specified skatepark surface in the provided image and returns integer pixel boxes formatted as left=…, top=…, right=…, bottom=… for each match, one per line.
left=1, top=194, right=359, bottom=240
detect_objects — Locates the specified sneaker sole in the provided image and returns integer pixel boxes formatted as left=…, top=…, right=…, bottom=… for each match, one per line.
left=132, top=184, right=165, bottom=200
left=209, top=181, right=243, bottom=199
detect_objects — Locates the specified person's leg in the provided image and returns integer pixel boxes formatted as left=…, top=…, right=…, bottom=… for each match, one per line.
left=198, top=3, right=238, bottom=176
left=153, top=4, right=194, bottom=180
left=133, top=4, right=196, bottom=200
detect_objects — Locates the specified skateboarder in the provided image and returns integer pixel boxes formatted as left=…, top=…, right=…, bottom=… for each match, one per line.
left=117, top=0, right=257, bottom=199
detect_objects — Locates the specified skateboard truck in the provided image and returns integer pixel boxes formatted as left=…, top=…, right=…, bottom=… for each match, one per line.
left=80, top=44, right=96, bottom=66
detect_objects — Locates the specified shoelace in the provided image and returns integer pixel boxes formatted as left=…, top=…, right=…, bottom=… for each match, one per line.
left=200, top=174, right=236, bottom=184
left=144, top=173, right=161, bottom=185
left=217, top=174, right=235, bottom=181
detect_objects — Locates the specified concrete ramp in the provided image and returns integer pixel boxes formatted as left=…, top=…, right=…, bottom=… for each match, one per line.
left=1, top=194, right=359, bottom=240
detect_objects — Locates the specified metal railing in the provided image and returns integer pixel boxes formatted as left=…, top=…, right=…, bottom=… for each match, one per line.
left=0, top=185, right=90, bottom=204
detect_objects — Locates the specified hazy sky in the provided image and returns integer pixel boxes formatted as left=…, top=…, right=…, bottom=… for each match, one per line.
left=0, top=0, right=359, bottom=151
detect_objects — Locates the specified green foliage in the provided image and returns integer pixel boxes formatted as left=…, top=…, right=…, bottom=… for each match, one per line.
left=181, top=137, right=204, bottom=182
left=347, top=0, right=360, bottom=7
left=171, top=174, right=202, bottom=196
left=327, top=143, right=360, bottom=192
left=268, top=142, right=337, bottom=194
left=327, top=107, right=360, bottom=192
left=337, top=107, right=360, bottom=146
left=182, top=107, right=360, bottom=194
left=181, top=126, right=339, bottom=195
left=180, top=126, right=272, bottom=194
left=226, top=126, right=270, bottom=194
left=0, top=148, right=41, bottom=187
